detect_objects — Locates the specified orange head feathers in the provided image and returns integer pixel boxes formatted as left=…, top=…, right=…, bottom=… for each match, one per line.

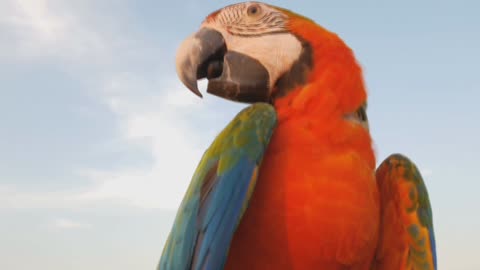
left=268, top=6, right=367, bottom=123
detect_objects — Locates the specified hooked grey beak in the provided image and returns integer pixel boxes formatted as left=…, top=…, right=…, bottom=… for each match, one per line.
left=175, top=28, right=270, bottom=103
left=175, top=28, right=226, bottom=97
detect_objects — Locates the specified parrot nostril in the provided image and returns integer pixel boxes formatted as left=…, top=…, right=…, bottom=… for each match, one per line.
left=207, top=61, right=223, bottom=79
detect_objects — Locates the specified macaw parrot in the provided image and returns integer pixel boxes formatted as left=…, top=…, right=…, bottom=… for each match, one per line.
left=159, top=2, right=436, bottom=270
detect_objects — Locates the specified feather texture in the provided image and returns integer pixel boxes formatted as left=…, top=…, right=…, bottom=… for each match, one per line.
left=158, top=103, right=277, bottom=270
left=374, top=154, right=437, bottom=270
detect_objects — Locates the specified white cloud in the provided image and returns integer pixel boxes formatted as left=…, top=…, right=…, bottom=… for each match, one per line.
left=76, top=77, right=211, bottom=209
left=7, top=0, right=66, bottom=41
left=53, top=218, right=92, bottom=229
left=0, top=78, right=213, bottom=211
left=0, top=0, right=113, bottom=61
left=0, top=0, right=240, bottom=211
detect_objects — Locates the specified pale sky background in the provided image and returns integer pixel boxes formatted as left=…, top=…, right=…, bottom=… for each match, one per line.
left=0, top=0, right=478, bottom=269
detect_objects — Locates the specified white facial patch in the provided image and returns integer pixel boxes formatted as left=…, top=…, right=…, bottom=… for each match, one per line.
left=227, top=33, right=303, bottom=88
left=200, top=2, right=304, bottom=91
left=201, top=24, right=303, bottom=90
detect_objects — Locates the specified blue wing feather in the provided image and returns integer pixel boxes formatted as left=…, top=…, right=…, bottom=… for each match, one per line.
left=158, top=103, right=277, bottom=270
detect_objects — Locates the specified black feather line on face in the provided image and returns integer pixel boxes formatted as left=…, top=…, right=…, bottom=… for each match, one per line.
left=272, top=38, right=313, bottom=100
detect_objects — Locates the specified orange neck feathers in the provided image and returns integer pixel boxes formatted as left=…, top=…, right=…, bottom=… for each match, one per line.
left=274, top=16, right=367, bottom=122
left=273, top=15, right=375, bottom=168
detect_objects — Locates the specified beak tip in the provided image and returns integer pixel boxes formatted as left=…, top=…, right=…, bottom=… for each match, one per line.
left=176, top=66, right=203, bottom=98
left=180, top=75, right=203, bottom=98
left=189, top=86, right=203, bottom=98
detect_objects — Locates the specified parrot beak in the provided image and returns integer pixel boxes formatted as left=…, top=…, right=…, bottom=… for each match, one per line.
left=176, top=28, right=270, bottom=103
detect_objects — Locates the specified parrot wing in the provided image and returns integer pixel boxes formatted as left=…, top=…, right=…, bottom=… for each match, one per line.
left=374, top=154, right=437, bottom=270
left=158, top=103, right=277, bottom=270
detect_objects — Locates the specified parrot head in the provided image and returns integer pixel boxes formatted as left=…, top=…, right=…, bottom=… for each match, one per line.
left=176, top=1, right=367, bottom=114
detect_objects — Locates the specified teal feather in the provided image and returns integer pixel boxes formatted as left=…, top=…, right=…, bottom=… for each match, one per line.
left=158, top=103, right=277, bottom=270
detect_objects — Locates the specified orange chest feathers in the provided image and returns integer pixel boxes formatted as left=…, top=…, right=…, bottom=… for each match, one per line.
left=225, top=116, right=380, bottom=270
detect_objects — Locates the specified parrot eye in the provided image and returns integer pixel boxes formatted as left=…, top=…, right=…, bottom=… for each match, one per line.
left=247, top=4, right=261, bottom=17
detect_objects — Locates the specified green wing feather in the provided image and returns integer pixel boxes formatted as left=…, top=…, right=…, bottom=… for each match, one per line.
left=158, top=103, right=277, bottom=270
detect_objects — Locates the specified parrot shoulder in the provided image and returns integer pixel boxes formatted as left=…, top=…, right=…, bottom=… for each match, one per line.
left=158, top=103, right=277, bottom=270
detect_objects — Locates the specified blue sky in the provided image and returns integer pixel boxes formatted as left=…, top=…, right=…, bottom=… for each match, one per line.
left=0, top=0, right=478, bottom=269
